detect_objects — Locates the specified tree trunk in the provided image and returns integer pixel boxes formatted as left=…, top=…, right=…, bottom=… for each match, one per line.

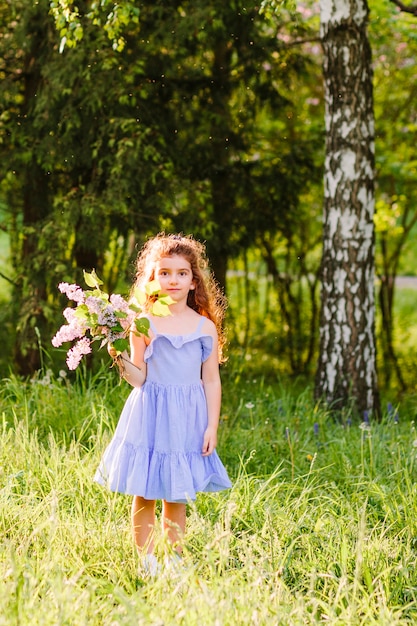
left=12, top=6, right=51, bottom=374
left=315, top=0, right=380, bottom=417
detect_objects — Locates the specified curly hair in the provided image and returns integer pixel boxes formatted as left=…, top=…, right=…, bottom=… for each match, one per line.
left=132, top=233, right=227, bottom=362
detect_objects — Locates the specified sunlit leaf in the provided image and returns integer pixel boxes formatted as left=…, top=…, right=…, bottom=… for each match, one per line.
left=158, top=294, right=176, bottom=306
left=151, top=299, right=172, bottom=317
left=83, top=269, right=103, bottom=289
left=133, top=288, right=146, bottom=306
left=145, top=279, right=162, bottom=296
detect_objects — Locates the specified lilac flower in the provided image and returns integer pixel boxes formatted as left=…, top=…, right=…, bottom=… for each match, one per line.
left=314, top=422, right=319, bottom=437
left=110, top=293, right=130, bottom=313
left=58, top=282, right=84, bottom=303
left=97, top=307, right=118, bottom=327
left=53, top=271, right=172, bottom=370
left=51, top=317, right=86, bottom=347
left=63, top=307, right=82, bottom=324
left=84, top=296, right=103, bottom=314
left=66, top=337, right=92, bottom=370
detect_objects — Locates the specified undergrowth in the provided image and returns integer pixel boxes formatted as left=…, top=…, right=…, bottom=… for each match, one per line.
left=1, top=368, right=417, bottom=625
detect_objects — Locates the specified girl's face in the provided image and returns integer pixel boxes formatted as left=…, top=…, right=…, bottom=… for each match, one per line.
left=154, top=255, right=195, bottom=302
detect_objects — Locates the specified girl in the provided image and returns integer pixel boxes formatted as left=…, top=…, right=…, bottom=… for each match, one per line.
left=95, top=233, right=232, bottom=574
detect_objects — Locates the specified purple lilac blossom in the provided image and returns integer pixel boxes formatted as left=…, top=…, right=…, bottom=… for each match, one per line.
left=85, top=296, right=103, bottom=314
left=110, top=293, right=130, bottom=312
left=97, top=307, right=118, bottom=327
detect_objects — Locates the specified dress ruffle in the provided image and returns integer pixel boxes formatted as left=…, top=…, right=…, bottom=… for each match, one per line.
left=144, top=332, right=213, bottom=364
left=95, top=438, right=231, bottom=503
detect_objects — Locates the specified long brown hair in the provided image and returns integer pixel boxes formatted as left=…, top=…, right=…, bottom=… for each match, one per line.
left=132, top=233, right=227, bottom=361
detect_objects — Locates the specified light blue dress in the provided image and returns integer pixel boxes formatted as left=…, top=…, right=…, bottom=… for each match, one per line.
left=95, top=316, right=232, bottom=503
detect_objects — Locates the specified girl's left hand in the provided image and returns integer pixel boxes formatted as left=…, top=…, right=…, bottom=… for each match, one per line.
left=202, top=426, right=218, bottom=456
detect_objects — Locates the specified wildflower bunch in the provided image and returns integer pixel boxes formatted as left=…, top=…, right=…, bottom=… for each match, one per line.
left=52, top=270, right=173, bottom=370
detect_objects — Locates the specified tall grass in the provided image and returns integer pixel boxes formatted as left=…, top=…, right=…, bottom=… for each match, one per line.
left=1, top=368, right=417, bottom=624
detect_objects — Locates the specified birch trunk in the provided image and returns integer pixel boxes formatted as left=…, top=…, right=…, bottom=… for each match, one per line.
left=315, top=0, right=380, bottom=416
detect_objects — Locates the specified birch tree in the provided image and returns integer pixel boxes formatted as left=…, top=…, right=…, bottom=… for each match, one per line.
left=315, top=0, right=380, bottom=416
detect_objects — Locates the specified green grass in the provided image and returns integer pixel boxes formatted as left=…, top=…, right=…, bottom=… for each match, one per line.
left=1, top=369, right=417, bottom=624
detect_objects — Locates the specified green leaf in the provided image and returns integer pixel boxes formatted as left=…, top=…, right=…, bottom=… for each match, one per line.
left=113, top=338, right=129, bottom=353
left=134, top=317, right=150, bottom=336
left=83, top=269, right=103, bottom=289
left=73, top=304, right=89, bottom=320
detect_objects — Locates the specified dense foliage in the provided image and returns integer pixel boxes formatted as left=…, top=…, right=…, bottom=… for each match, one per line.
left=0, top=0, right=323, bottom=375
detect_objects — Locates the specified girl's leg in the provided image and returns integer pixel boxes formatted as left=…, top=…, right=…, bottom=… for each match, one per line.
left=162, top=501, right=186, bottom=553
left=131, top=496, right=156, bottom=553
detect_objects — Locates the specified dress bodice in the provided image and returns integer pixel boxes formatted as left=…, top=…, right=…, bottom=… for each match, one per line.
left=144, top=316, right=213, bottom=386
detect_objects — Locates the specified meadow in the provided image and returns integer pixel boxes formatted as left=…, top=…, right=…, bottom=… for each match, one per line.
left=1, top=360, right=417, bottom=625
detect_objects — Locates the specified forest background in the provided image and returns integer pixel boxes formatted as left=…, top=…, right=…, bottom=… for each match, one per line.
left=0, top=0, right=417, bottom=401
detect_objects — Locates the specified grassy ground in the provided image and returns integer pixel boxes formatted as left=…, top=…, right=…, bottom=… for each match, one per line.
left=1, top=367, right=417, bottom=625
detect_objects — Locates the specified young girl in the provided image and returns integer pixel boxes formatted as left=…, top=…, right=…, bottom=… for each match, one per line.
left=95, top=233, right=231, bottom=574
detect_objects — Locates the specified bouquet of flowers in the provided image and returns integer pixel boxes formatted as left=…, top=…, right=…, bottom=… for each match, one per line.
left=52, top=270, right=173, bottom=370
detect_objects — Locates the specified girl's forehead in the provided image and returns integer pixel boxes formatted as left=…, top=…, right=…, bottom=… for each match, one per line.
left=155, top=254, right=192, bottom=270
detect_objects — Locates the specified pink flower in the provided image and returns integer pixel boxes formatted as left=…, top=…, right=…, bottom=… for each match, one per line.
left=58, top=282, right=85, bottom=303
left=51, top=318, right=85, bottom=347
left=66, top=337, right=92, bottom=370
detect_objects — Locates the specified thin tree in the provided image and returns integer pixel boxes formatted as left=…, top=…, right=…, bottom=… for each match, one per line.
left=314, top=0, right=380, bottom=417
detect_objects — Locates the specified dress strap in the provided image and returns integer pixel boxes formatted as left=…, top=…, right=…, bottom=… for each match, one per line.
left=196, top=315, right=206, bottom=333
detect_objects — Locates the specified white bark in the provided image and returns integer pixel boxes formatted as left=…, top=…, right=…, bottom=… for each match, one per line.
left=315, top=0, right=380, bottom=415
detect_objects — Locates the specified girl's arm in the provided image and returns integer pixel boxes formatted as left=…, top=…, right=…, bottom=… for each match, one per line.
left=113, top=330, right=148, bottom=388
left=201, top=327, right=221, bottom=456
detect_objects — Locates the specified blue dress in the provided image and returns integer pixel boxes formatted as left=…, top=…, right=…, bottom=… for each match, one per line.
left=95, top=316, right=232, bottom=503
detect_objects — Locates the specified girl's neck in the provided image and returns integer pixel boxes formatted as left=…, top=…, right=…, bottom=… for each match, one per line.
left=151, top=303, right=200, bottom=335
left=167, top=301, right=190, bottom=316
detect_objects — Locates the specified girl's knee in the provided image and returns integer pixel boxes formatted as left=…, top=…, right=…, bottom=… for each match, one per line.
left=133, top=496, right=156, bottom=510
